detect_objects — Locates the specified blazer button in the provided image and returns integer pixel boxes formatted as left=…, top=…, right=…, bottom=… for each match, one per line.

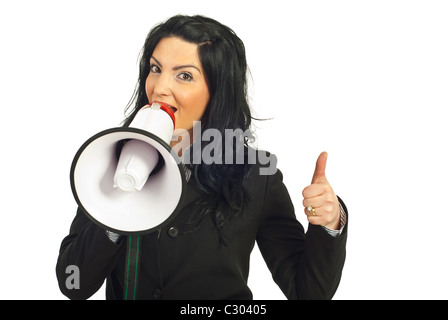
left=168, top=226, right=179, bottom=238
left=153, top=288, right=163, bottom=300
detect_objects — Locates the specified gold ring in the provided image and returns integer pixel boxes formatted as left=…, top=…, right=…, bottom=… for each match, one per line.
left=307, top=206, right=316, bottom=216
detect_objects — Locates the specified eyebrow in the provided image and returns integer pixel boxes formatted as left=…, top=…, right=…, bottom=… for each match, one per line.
left=151, top=56, right=202, bottom=74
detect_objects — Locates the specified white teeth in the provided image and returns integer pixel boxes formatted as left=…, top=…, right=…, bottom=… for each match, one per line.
left=151, top=101, right=177, bottom=113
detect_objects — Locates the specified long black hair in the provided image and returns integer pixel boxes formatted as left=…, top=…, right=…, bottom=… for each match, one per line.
left=124, top=15, right=254, bottom=238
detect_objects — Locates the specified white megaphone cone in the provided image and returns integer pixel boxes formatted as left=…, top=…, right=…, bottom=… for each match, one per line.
left=70, top=102, right=186, bottom=235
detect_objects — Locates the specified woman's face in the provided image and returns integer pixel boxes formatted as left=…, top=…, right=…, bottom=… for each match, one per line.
left=145, top=37, right=210, bottom=136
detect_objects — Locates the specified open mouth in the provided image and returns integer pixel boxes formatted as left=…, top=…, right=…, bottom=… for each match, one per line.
left=152, top=101, right=177, bottom=114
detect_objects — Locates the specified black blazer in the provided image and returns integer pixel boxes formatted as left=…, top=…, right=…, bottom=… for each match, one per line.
left=56, top=162, right=348, bottom=300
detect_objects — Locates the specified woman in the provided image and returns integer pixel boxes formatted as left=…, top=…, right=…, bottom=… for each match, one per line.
left=56, top=14, right=347, bottom=300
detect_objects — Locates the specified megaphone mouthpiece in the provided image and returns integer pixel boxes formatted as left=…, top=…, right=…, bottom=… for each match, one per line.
left=149, top=101, right=176, bottom=127
left=129, top=102, right=175, bottom=143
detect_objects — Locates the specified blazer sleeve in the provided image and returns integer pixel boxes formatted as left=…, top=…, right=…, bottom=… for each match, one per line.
left=55, top=207, right=125, bottom=300
left=256, top=169, right=348, bottom=300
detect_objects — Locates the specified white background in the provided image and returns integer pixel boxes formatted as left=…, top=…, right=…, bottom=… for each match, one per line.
left=1, top=0, right=447, bottom=300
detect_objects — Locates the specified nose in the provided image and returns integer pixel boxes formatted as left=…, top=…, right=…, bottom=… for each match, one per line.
left=152, top=73, right=172, bottom=98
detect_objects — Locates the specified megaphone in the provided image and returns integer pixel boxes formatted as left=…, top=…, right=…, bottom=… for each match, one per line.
left=70, top=102, right=186, bottom=235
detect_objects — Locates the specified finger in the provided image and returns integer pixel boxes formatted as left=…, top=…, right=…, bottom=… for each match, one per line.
left=311, top=151, right=328, bottom=184
left=306, top=215, right=329, bottom=225
left=305, top=208, right=334, bottom=224
left=304, top=207, right=324, bottom=219
left=302, top=193, right=328, bottom=209
left=302, top=183, right=327, bottom=199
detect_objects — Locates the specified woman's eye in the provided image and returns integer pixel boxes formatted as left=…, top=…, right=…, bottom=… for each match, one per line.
left=150, top=64, right=161, bottom=73
left=177, top=72, right=193, bottom=81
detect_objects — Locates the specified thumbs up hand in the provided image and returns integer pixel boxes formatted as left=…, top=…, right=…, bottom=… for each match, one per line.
left=302, top=152, right=341, bottom=230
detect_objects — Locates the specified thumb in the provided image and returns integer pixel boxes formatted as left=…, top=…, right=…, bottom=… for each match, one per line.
left=311, top=151, right=328, bottom=184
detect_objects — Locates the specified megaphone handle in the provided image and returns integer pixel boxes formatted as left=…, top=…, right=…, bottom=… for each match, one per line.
left=113, top=140, right=159, bottom=191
